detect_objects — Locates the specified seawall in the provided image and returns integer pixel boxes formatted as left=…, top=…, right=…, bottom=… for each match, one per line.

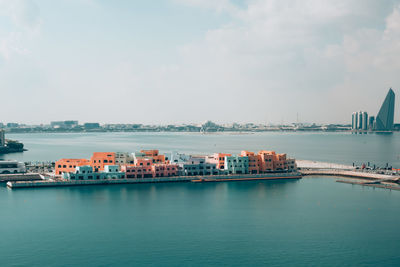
left=7, top=172, right=302, bottom=189
left=0, top=173, right=43, bottom=183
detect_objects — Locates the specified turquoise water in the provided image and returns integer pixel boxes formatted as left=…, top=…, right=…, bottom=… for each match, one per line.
left=1, top=178, right=400, bottom=266
left=1, top=132, right=400, bottom=266
left=2, top=132, right=400, bottom=167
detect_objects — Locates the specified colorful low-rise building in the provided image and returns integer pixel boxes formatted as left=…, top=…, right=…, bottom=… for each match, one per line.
left=241, top=151, right=260, bottom=174
left=258, top=151, right=276, bottom=172
left=206, top=153, right=232, bottom=169
left=115, top=152, right=135, bottom=165
left=62, top=165, right=124, bottom=180
left=90, top=152, right=116, bottom=172
left=140, top=149, right=166, bottom=163
left=179, top=156, right=219, bottom=176
left=121, top=162, right=178, bottom=178
left=224, top=155, right=249, bottom=174
left=55, top=158, right=90, bottom=175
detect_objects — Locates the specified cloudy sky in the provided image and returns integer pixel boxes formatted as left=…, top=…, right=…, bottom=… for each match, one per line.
left=1, top=0, right=400, bottom=125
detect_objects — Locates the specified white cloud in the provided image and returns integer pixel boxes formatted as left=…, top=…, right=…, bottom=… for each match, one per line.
left=152, top=0, right=400, bottom=123
left=0, top=0, right=41, bottom=61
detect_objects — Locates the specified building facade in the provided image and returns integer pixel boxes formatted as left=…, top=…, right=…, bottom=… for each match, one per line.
left=90, top=152, right=116, bottom=172
left=62, top=165, right=124, bottom=180
left=206, top=153, right=232, bottom=169
left=179, top=156, right=219, bottom=176
left=55, top=158, right=90, bottom=175
left=224, top=155, right=249, bottom=174
left=240, top=151, right=260, bottom=174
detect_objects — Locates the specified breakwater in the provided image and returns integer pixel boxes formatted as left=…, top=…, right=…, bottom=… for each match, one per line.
left=7, top=172, right=301, bottom=189
left=336, top=179, right=400, bottom=191
left=300, top=169, right=400, bottom=180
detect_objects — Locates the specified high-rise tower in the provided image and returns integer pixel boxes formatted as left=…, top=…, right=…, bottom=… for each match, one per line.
left=375, top=88, right=395, bottom=131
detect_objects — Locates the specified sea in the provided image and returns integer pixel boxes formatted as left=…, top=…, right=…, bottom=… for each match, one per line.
left=1, top=132, right=400, bottom=266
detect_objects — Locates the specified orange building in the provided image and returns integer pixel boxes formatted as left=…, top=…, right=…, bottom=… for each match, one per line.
left=152, top=163, right=178, bottom=177
left=55, top=158, right=90, bottom=175
left=257, top=151, right=276, bottom=172
left=140, top=149, right=166, bottom=163
left=121, top=162, right=178, bottom=178
left=121, top=164, right=153, bottom=178
left=135, top=157, right=153, bottom=167
left=273, top=153, right=287, bottom=171
left=207, top=153, right=232, bottom=169
left=90, top=152, right=116, bottom=172
left=241, top=151, right=260, bottom=174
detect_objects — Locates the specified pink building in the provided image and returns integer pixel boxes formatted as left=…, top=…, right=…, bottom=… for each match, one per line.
left=121, top=162, right=178, bottom=179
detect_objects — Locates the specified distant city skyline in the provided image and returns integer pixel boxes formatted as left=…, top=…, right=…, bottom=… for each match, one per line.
left=1, top=0, right=400, bottom=124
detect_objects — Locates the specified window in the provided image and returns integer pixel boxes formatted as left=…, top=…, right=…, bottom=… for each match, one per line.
left=104, top=160, right=108, bottom=163
left=58, top=165, right=61, bottom=168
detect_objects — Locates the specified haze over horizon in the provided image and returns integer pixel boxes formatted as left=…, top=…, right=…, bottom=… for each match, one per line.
left=1, top=0, right=400, bottom=125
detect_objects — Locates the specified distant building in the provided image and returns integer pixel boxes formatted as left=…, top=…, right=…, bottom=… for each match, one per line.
left=368, top=116, right=375, bottom=130
left=51, top=120, right=78, bottom=128
left=351, top=112, right=358, bottom=130
left=6, top=123, right=19, bottom=128
left=0, top=130, right=5, bottom=147
left=375, top=88, right=395, bottom=131
left=84, top=123, right=100, bottom=129
left=351, top=111, right=368, bottom=130
left=64, top=120, right=78, bottom=128
left=361, top=111, right=368, bottom=130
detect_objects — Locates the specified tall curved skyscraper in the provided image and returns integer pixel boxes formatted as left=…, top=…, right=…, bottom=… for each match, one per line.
left=375, top=88, right=395, bottom=131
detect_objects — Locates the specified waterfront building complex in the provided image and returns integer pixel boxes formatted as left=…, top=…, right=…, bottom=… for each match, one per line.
left=351, top=88, right=395, bottom=131
left=55, top=149, right=297, bottom=180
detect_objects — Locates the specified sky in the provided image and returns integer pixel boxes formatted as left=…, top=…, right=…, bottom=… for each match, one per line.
left=1, top=0, right=400, bottom=125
